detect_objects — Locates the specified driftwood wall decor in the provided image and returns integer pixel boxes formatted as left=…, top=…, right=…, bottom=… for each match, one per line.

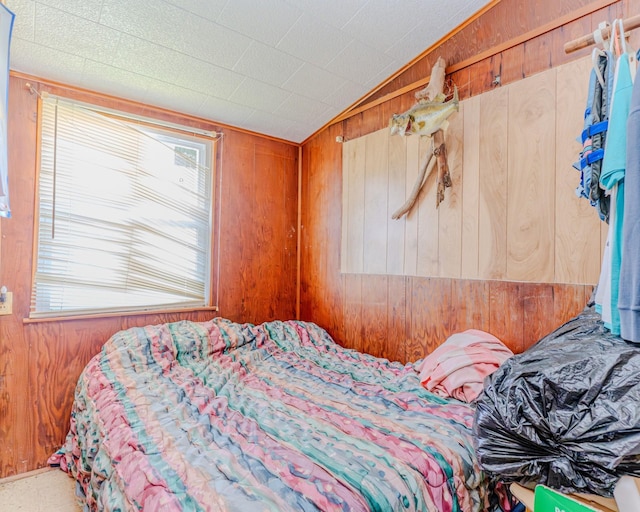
left=388, top=57, right=458, bottom=215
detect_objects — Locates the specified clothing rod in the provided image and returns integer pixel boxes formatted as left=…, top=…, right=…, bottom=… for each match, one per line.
left=564, top=13, right=640, bottom=53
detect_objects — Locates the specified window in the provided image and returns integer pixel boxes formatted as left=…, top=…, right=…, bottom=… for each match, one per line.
left=30, top=96, right=216, bottom=319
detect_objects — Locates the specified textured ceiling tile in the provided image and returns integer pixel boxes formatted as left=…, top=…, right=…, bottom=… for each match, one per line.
left=34, top=4, right=120, bottom=64
left=384, top=20, right=441, bottom=63
left=281, top=120, right=313, bottom=143
left=281, top=0, right=367, bottom=30
left=6, top=0, right=35, bottom=40
left=112, top=34, right=184, bottom=83
left=8, top=0, right=494, bottom=143
left=173, top=56, right=245, bottom=99
left=198, top=95, right=256, bottom=127
left=274, top=93, right=330, bottom=123
left=243, top=109, right=296, bottom=139
left=144, top=81, right=209, bottom=118
left=163, top=0, right=227, bottom=22
left=34, top=0, right=104, bottom=22
left=229, top=77, right=291, bottom=113
left=100, top=0, right=181, bottom=42
left=341, top=0, right=425, bottom=53
left=276, top=13, right=353, bottom=68
left=363, top=60, right=403, bottom=90
left=9, top=37, right=86, bottom=84
left=80, top=60, right=154, bottom=102
left=325, top=39, right=394, bottom=85
left=282, top=63, right=347, bottom=102
left=217, top=0, right=301, bottom=46
left=385, top=0, right=490, bottom=61
left=178, top=17, right=253, bottom=70
left=322, top=79, right=368, bottom=109
left=233, top=41, right=303, bottom=87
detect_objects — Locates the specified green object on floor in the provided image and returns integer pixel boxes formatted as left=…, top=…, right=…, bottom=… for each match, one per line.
left=534, top=485, right=598, bottom=512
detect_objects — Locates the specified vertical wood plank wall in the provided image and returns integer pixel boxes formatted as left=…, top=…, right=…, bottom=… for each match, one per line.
left=300, top=0, right=640, bottom=363
left=340, top=58, right=602, bottom=284
left=0, top=76, right=298, bottom=478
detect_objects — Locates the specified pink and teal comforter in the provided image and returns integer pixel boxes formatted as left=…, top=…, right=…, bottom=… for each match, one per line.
left=54, top=318, right=488, bottom=511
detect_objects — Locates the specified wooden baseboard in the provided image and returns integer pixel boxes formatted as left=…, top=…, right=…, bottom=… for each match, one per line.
left=0, top=466, right=55, bottom=485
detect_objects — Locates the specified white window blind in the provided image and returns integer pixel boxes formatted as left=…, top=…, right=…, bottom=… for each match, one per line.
left=31, top=97, right=214, bottom=319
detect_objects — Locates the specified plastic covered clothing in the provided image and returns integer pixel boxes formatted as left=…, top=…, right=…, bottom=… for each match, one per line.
left=473, top=303, right=640, bottom=496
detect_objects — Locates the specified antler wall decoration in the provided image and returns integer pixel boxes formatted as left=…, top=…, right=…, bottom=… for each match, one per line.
left=389, top=57, right=458, bottom=219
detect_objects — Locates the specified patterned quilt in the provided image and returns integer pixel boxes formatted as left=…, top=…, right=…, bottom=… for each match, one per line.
left=53, top=318, right=488, bottom=511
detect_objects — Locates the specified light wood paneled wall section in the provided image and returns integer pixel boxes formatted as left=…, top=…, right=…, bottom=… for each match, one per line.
left=341, top=60, right=602, bottom=284
left=0, top=76, right=298, bottom=478
left=301, top=0, right=640, bottom=368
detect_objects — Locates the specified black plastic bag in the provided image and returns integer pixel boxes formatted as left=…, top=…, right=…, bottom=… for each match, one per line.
left=474, top=304, right=640, bottom=496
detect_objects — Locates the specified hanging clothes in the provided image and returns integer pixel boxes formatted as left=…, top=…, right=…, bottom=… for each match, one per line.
left=599, top=39, right=634, bottom=335
left=618, top=50, right=640, bottom=342
left=574, top=48, right=614, bottom=223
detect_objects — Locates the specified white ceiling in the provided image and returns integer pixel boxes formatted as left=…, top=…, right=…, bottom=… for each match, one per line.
left=6, top=0, right=492, bottom=143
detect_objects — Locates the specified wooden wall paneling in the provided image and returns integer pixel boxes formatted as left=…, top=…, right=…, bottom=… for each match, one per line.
left=438, top=102, right=464, bottom=278
left=450, top=68, right=471, bottom=104
left=506, top=68, right=556, bottom=282
left=437, top=103, right=463, bottom=278
left=478, top=86, right=508, bottom=279
left=468, top=54, right=502, bottom=97
left=406, top=277, right=428, bottom=361
left=304, top=136, right=331, bottom=330
left=343, top=113, right=363, bottom=142
left=523, top=32, right=554, bottom=77
left=416, top=136, right=439, bottom=276
left=555, top=57, right=602, bottom=284
left=451, top=279, right=491, bottom=333
left=218, top=132, right=256, bottom=321
left=340, top=137, right=349, bottom=274
left=283, top=147, right=299, bottom=320
left=387, top=276, right=407, bottom=363
left=551, top=17, right=593, bottom=68
left=2, top=75, right=300, bottom=478
left=299, top=140, right=313, bottom=322
left=403, top=135, right=420, bottom=276
left=552, top=283, right=592, bottom=329
left=361, top=275, right=389, bottom=358
left=499, top=44, right=526, bottom=86
left=386, top=132, right=406, bottom=275
left=600, top=1, right=625, bottom=25
left=343, top=274, right=363, bottom=352
left=363, top=129, right=389, bottom=274
left=255, top=147, right=284, bottom=320
left=344, top=136, right=366, bottom=273
left=424, top=278, right=452, bottom=354
left=323, top=124, right=347, bottom=342
left=521, top=283, right=555, bottom=349
left=1, top=76, right=38, bottom=477
left=627, top=0, right=640, bottom=49
left=489, top=281, right=525, bottom=353
left=461, top=95, right=481, bottom=278
left=28, top=319, right=116, bottom=467
left=407, top=278, right=453, bottom=361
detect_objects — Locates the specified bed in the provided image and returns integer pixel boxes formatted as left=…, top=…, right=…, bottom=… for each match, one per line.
left=52, top=317, right=489, bottom=511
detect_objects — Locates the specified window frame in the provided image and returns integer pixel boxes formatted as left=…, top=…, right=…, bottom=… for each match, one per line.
left=27, top=93, right=221, bottom=323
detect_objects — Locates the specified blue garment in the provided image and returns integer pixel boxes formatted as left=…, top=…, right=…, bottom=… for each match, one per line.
left=574, top=50, right=614, bottom=222
left=600, top=54, right=633, bottom=335
left=619, top=57, right=640, bottom=342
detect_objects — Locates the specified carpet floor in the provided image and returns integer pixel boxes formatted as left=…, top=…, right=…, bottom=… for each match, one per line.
left=0, top=468, right=80, bottom=511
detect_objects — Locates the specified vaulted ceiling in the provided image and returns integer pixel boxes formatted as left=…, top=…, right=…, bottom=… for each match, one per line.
left=6, top=0, right=493, bottom=142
